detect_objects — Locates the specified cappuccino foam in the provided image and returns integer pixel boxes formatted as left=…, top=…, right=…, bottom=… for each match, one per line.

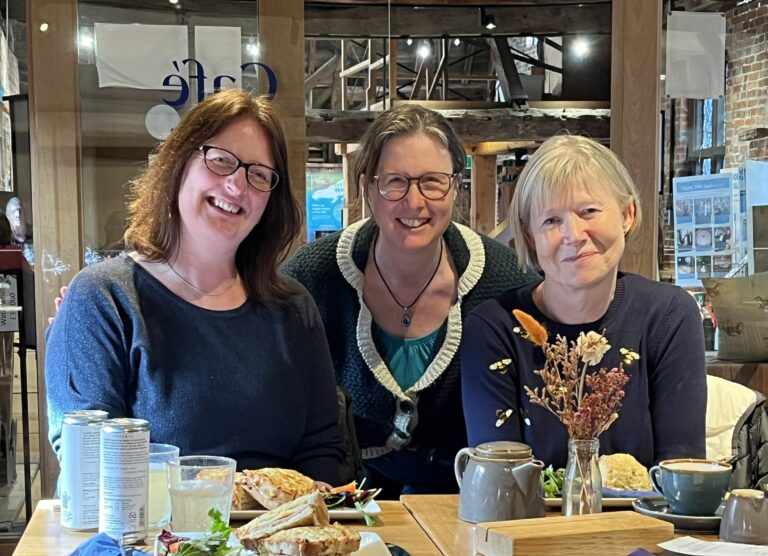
left=664, top=461, right=727, bottom=472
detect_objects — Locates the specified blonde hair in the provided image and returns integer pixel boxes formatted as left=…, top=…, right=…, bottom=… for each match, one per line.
left=510, top=135, right=642, bottom=271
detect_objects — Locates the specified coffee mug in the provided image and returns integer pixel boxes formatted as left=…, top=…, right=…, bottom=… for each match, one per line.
left=649, top=458, right=731, bottom=516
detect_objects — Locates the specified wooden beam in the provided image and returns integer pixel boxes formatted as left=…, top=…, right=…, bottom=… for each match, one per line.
left=611, top=1, right=661, bottom=279
left=28, top=0, right=83, bottom=499
left=305, top=4, right=611, bottom=38
left=409, top=58, right=428, bottom=100
left=307, top=106, right=610, bottom=143
left=305, top=54, right=339, bottom=93
left=260, top=0, right=306, bottom=244
left=387, top=39, right=397, bottom=109
left=471, top=154, right=497, bottom=235
left=474, top=141, right=537, bottom=156
left=488, top=36, right=528, bottom=108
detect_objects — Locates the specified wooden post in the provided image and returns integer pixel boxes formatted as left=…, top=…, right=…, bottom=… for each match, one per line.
left=388, top=38, right=398, bottom=109
left=470, top=153, right=497, bottom=235
left=28, top=0, right=83, bottom=498
left=259, top=0, right=307, bottom=245
left=611, top=1, right=662, bottom=279
left=340, top=40, right=347, bottom=110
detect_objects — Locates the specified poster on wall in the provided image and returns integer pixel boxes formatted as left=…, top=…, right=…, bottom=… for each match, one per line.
left=306, top=164, right=344, bottom=242
left=673, top=173, right=737, bottom=287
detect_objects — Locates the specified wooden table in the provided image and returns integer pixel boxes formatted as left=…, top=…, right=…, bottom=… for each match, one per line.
left=401, top=494, right=720, bottom=556
left=12, top=499, right=441, bottom=555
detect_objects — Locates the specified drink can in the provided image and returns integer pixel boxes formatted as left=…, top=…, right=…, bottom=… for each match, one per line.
left=59, top=409, right=109, bottom=530
left=99, top=418, right=150, bottom=544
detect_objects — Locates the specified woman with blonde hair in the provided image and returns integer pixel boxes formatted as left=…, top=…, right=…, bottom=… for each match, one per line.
left=461, top=135, right=706, bottom=469
left=46, top=89, right=344, bottom=481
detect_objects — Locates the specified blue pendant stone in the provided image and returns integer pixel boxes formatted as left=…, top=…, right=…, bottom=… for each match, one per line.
left=401, top=313, right=411, bottom=327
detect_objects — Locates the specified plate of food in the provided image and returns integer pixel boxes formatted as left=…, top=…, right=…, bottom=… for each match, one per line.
left=155, top=530, right=388, bottom=556
left=229, top=468, right=381, bottom=524
left=157, top=494, right=389, bottom=555
left=542, top=453, right=658, bottom=508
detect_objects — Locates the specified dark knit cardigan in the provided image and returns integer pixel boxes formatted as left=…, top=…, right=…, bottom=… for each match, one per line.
left=282, top=219, right=534, bottom=459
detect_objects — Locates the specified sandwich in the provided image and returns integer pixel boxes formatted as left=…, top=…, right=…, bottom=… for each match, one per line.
left=235, top=491, right=330, bottom=549
left=598, top=453, right=652, bottom=491
left=233, top=472, right=264, bottom=511
left=241, top=468, right=318, bottom=509
left=256, top=523, right=361, bottom=556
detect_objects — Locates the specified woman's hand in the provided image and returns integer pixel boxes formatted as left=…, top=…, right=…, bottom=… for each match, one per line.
left=47, top=286, right=68, bottom=325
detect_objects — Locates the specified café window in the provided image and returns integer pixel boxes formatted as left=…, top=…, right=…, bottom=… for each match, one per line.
left=689, top=97, right=725, bottom=175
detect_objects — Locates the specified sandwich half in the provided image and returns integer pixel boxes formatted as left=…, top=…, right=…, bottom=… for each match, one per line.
left=235, top=491, right=329, bottom=550
left=255, top=523, right=362, bottom=556
left=242, top=468, right=318, bottom=509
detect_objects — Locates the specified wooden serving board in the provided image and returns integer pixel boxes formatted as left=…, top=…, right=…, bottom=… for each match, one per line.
left=475, top=511, right=674, bottom=556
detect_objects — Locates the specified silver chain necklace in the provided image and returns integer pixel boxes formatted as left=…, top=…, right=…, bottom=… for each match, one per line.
left=372, top=237, right=443, bottom=328
left=167, top=262, right=239, bottom=297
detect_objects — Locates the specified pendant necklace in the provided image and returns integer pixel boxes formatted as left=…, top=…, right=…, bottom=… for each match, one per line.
left=167, top=261, right=240, bottom=297
left=372, top=237, right=443, bottom=328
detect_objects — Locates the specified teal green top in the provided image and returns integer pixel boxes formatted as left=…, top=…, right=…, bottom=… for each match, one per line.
left=371, top=322, right=440, bottom=391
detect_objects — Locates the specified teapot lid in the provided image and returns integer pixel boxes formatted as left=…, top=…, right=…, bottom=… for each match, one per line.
left=475, top=441, right=533, bottom=461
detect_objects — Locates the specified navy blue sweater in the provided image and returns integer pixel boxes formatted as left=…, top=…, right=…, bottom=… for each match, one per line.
left=461, top=273, right=707, bottom=469
left=45, top=255, right=344, bottom=483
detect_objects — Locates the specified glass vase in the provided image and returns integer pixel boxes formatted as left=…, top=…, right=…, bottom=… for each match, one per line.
left=562, top=438, right=602, bottom=516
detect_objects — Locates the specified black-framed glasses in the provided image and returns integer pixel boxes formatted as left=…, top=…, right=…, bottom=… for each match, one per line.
left=374, top=172, right=459, bottom=201
left=197, top=145, right=280, bottom=192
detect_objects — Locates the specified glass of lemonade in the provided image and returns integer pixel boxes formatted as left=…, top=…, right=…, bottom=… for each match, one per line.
left=148, top=443, right=180, bottom=529
left=167, top=455, right=236, bottom=532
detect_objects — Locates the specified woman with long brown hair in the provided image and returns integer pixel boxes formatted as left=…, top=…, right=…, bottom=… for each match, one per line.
left=46, top=89, right=344, bottom=482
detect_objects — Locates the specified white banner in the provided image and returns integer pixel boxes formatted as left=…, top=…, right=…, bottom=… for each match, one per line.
left=666, top=12, right=726, bottom=99
left=194, top=27, right=242, bottom=93
left=95, top=23, right=188, bottom=89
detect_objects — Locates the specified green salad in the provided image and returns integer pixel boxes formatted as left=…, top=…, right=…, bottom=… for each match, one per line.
left=542, top=465, right=565, bottom=498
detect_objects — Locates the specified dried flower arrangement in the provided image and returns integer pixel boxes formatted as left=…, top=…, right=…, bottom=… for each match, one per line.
left=512, top=309, right=638, bottom=440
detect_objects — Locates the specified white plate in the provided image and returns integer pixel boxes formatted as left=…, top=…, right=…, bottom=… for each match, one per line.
left=154, top=531, right=389, bottom=555
left=231, top=499, right=382, bottom=521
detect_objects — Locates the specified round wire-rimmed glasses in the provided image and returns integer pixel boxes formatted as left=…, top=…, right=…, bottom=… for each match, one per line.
left=374, top=172, right=460, bottom=201
left=198, top=145, right=281, bottom=192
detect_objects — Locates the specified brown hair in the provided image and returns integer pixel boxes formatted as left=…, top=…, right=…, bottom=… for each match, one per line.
left=353, top=104, right=466, bottom=194
left=124, top=89, right=300, bottom=302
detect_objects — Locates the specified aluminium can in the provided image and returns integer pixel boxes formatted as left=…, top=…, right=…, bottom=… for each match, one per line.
left=99, top=418, right=150, bottom=544
left=59, top=409, right=109, bottom=530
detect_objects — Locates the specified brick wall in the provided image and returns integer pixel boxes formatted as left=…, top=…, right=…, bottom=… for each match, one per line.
left=725, top=1, right=768, bottom=167
left=660, top=99, right=690, bottom=280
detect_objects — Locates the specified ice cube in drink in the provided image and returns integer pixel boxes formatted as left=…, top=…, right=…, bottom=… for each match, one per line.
left=169, top=479, right=232, bottom=532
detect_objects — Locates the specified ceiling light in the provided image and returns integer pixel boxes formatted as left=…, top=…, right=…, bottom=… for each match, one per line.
left=480, top=8, right=496, bottom=31
left=406, top=37, right=413, bottom=46
left=573, top=38, right=589, bottom=58
left=454, top=38, right=461, bottom=47
left=169, top=0, right=179, bottom=4
left=79, top=34, right=94, bottom=49
left=246, top=41, right=260, bottom=57
left=417, top=42, right=431, bottom=59
left=39, top=22, right=49, bottom=32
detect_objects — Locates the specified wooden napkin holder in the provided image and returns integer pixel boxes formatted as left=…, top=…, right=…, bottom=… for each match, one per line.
left=474, top=511, right=674, bottom=556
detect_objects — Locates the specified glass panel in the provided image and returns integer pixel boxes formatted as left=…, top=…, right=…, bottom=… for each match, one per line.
left=701, top=98, right=713, bottom=150
left=77, top=0, right=262, bottom=262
